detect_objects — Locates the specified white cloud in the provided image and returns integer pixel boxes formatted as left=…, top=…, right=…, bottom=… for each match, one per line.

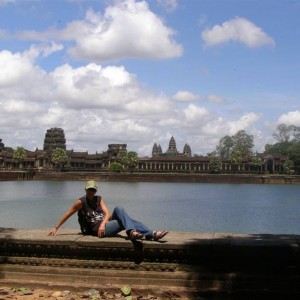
left=126, top=95, right=173, bottom=115
left=196, top=113, right=259, bottom=137
left=50, top=63, right=152, bottom=110
left=21, top=42, right=64, bottom=62
left=69, top=2, right=183, bottom=61
left=17, top=0, right=183, bottom=62
left=202, top=17, right=275, bottom=48
left=278, top=111, right=300, bottom=126
left=0, top=47, right=265, bottom=156
left=183, top=103, right=209, bottom=121
left=0, top=50, right=48, bottom=89
left=172, top=90, right=200, bottom=102
left=227, top=112, right=260, bottom=135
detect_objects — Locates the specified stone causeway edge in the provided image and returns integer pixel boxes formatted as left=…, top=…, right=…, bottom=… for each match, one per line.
left=1, top=228, right=300, bottom=298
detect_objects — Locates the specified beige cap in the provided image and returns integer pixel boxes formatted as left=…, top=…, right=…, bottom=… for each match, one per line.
left=85, top=180, right=98, bottom=191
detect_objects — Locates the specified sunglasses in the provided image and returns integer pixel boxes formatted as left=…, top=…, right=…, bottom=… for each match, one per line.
left=87, top=188, right=97, bottom=193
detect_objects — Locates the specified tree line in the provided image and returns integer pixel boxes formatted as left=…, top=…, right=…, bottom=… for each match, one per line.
left=208, top=124, right=300, bottom=174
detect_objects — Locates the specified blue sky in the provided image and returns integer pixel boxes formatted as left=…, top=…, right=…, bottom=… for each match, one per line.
left=0, top=0, right=299, bottom=156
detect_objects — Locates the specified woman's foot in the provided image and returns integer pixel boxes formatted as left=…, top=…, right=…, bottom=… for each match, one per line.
left=153, top=230, right=169, bottom=241
left=127, top=229, right=144, bottom=240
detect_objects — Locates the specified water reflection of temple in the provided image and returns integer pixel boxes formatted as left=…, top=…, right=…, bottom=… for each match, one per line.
left=0, top=129, right=288, bottom=174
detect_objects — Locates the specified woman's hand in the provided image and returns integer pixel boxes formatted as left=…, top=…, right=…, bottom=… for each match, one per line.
left=48, top=227, right=58, bottom=236
left=47, top=199, right=83, bottom=237
left=98, top=224, right=105, bottom=238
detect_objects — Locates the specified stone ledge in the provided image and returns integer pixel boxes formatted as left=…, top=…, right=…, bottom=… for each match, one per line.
left=1, top=228, right=300, bottom=299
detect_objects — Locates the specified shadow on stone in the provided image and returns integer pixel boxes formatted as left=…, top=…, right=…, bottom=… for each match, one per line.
left=180, top=234, right=300, bottom=299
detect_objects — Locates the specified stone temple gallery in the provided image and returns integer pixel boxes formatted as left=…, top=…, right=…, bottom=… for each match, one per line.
left=0, top=128, right=288, bottom=174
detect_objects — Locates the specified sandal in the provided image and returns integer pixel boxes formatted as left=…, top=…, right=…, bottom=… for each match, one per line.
left=153, top=230, right=169, bottom=241
left=128, top=229, right=144, bottom=240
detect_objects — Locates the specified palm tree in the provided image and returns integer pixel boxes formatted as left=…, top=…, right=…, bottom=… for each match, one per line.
left=250, top=156, right=263, bottom=173
left=51, top=148, right=68, bottom=171
left=13, top=147, right=27, bottom=169
left=229, top=150, right=242, bottom=173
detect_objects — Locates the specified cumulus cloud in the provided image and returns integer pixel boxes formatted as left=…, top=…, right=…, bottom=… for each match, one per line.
left=195, top=113, right=259, bottom=138
left=227, top=112, right=260, bottom=135
left=202, top=17, right=275, bottom=48
left=172, top=90, right=200, bottom=102
left=50, top=63, right=157, bottom=111
left=183, top=103, right=209, bottom=121
left=0, top=50, right=48, bottom=88
left=23, top=42, right=64, bottom=60
left=0, top=45, right=263, bottom=156
left=278, top=111, right=300, bottom=126
left=17, top=0, right=183, bottom=62
left=0, top=47, right=175, bottom=153
left=0, top=51, right=33, bottom=86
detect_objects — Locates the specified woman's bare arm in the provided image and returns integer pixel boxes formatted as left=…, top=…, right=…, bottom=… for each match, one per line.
left=48, top=199, right=83, bottom=236
left=97, top=198, right=111, bottom=237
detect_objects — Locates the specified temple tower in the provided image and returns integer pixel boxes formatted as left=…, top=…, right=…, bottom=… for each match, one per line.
left=107, top=144, right=127, bottom=159
left=152, top=143, right=158, bottom=157
left=157, top=144, right=162, bottom=155
left=152, top=143, right=162, bottom=157
left=0, top=139, right=4, bottom=152
left=166, top=136, right=178, bottom=156
left=43, top=128, right=66, bottom=151
left=183, top=143, right=192, bottom=157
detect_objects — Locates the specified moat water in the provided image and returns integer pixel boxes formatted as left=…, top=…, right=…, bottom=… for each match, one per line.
left=1, top=180, right=300, bottom=234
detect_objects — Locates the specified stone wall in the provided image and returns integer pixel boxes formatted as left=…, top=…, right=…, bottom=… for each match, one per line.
left=0, top=171, right=34, bottom=181
left=1, top=170, right=300, bottom=184
left=1, top=228, right=300, bottom=299
left=33, top=171, right=300, bottom=184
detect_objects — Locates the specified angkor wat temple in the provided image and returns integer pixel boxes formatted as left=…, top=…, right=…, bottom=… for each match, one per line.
left=152, top=136, right=192, bottom=157
left=0, top=128, right=288, bottom=174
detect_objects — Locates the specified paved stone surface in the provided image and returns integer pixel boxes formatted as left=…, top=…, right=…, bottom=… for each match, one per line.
left=1, top=227, right=300, bottom=248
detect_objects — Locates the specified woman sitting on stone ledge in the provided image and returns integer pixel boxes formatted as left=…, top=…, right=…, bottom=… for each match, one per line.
left=48, top=180, right=168, bottom=241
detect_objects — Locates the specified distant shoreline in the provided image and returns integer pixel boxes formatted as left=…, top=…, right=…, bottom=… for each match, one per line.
left=1, top=170, right=299, bottom=184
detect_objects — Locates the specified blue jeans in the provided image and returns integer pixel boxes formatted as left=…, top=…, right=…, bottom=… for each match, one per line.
left=104, top=206, right=153, bottom=238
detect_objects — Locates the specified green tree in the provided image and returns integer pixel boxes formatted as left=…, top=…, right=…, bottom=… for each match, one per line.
left=216, top=130, right=254, bottom=158
left=288, top=143, right=300, bottom=173
left=209, top=154, right=222, bottom=173
left=232, top=130, right=254, bottom=157
left=109, top=162, right=124, bottom=172
left=273, top=124, right=300, bottom=143
left=250, top=155, right=263, bottom=173
left=229, top=150, right=242, bottom=172
left=283, top=159, right=294, bottom=175
left=118, top=151, right=139, bottom=171
left=13, top=147, right=27, bottom=169
left=265, top=142, right=289, bottom=156
left=216, top=135, right=234, bottom=158
left=265, top=123, right=300, bottom=174
left=51, top=148, right=68, bottom=170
